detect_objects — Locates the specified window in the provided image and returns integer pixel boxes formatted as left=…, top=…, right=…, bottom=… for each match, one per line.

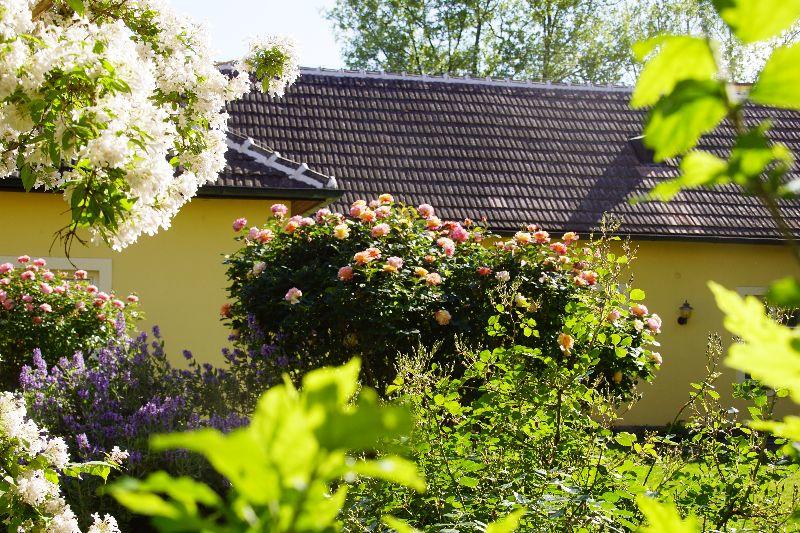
left=0, top=256, right=112, bottom=292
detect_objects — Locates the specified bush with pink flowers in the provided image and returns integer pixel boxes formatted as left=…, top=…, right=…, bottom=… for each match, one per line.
left=0, top=256, right=141, bottom=389
left=224, top=197, right=662, bottom=395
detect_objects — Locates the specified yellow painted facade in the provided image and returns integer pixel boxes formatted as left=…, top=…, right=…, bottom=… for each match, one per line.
left=0, top=191, right=290, bottom=363
left=1, top=190, right=798, bottom=425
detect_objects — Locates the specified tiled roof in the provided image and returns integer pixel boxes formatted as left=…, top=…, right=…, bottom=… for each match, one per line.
left=225, top=68, right=800, bottom=241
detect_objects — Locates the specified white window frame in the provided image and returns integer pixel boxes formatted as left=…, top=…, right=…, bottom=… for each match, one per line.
left=0, top=256, right=112, bottom=292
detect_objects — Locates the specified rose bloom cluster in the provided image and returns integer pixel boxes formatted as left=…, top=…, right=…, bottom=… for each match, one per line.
left=224, top=197, right=661, bottom=393
left=0, top=392, right=121, bottom=532
left=0, top=255, right=140, bottom=389
left=0, top=0, right=299, bottom=249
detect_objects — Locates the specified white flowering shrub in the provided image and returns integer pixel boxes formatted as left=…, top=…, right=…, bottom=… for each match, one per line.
left=0, top=392, right=120, bottom=531
left=0, top=0, right=299, bottom=250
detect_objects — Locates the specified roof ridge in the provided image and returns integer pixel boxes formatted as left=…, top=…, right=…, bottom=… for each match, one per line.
left=298, top=67, right=634, bottom=94
left=225, top=131, right=338, bottom=189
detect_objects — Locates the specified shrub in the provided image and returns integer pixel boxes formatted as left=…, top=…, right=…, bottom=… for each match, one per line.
left=0, top=391, right=120, bottom=532
left=224, top=197, right=662, bottom=393
left=0, top=256, right=140, bottom=389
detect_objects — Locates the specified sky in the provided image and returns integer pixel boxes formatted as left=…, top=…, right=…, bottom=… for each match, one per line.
left=169, top=0, right=344, bottom=67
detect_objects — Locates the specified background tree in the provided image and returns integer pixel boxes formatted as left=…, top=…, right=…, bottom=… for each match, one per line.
left=327, top=0, right=797, bottom=83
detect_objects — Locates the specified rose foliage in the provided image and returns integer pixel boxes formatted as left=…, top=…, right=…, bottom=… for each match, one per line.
left=224, top=197, right=663, bottom=393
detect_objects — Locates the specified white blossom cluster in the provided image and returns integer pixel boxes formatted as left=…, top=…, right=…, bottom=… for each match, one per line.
left=0, top=0, right=300, bottom=249
left=0, top=393, right=120, bottom=532
left=241, top=35, right=300, bottom=97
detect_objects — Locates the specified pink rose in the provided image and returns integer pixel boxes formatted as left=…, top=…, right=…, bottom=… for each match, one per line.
left=369, top=200, right=380, bottom=209
left=359, top=209, right=376, bottom=223
left=17, top=255, right=30, bottom=264
left=86, top=285, right=98, bottom=294
left=33, top=258, right=46, bottom=267
left=550, top=242, right=568, bottom=255
left=450, top=224, right=469, bottom=243
left=20, top=271, right=35, bottom=281
left=387, top=256, right=404, bottom=269
left=299, top=217, right=315, bottom=227
left=418, top=204, right=435, bottom=218
left=54, top=285, right=66, bottom=295
left=112, top=299, right=125, bottom=309
left=39, top=283, right=53, bottom=295
left=426, top=216, right=442, bottom=230
left=21, top=294, right=32, bottom=303
left=315, top=208, right=331, bottom=222
left=232, top=218, right=248, bottom=232
left=0, top=263, right=13, bottom=274
left=375, top=206, right=391, bottom=219
left=650, top=352, right=663, bottom=365
left=271, top=203, right=289, bottom=218
left=248, top=227, right=260, bottom=240
left=606, top=309, right=621, bottom=322
left=74, top=270, right=88, bottom=280
left=562, top=232, right=579, bottom=244
left=76, top=301, right=86, bottom=312
left=284, top=287, right=302, bottom=305
left=534, top=230, right=550, bottom=244
left=350, top=203, right=366, bottom=218
left=371, top=223, right=390, bottom=238
left=630, top=304, right=648, bottom=317
left=93, top=298, right=105, bottom=307
left=425, top=272, right=443, bottom=286
left=32, top=316, right=42, bottom=325
left=42, top=271, right=54, bottom=281
left=96, top=291, right=110, bottom=302
left=0, top=278, right=9, bottom=286
left=646, top=314, right=662, bottom=333
left=127, top=294, right=139, bottom=303
left=39, top=303, right=52, bottom=313
left=436, top=237, right=456, bottom=257
left=477, top=266, right=492, bottom=276
left=338, top=266, right=354, bottom=281
left=2, top=299, right=13, bottom=310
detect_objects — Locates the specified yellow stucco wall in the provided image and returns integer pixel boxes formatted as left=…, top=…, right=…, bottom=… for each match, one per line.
left=623, top=239, right=800, bottom=425
left=0, top=191, right=290, bottom=364
left=2, top=190, right=798, bottom=424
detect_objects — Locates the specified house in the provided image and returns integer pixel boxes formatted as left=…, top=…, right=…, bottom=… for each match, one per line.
left=3, top=67, right=799, bottom=425
left=0, top=131, right=340, bottom=366
left=223, top=68, right=800, bottom=425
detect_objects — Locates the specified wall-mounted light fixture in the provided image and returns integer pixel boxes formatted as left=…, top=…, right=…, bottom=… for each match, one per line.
left=677, top=300, right=693, bottom=325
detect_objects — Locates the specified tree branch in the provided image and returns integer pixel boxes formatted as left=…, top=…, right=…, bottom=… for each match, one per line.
left=32, top=0, right=53, bottom=20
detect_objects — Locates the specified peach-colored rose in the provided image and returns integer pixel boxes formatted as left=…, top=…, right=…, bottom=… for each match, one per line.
left=562, top=232, right=579, bottom=244
left=515, top=231, right=532, bottom=245
left=334, top=224, right=350, bottom=240
left=477, top=266, right=492, bottom=276
left=379, top=193, right=394, bottom=204
left=284, top=220, right=300, bottom=233
left=646, top=314, right=662, bottom=333
left=418, top=204, right=435, bottom=218
left=450, top=224, right=469, bottom=243
left=387, top=256, right=404, bottom=269
left=271, top=203, right=288, bottom=218
left=630, top=303, right=648, bottom=317
left=650, top=352, right=663, bottom=365
left=606, top=309, right=621, bottom=322
left=550, top=242, right=568, bottom=255
left=434, top=309, right=451, bottom=325
left=375, top=206, right=391, bottom=219
left=534, top=231, right=550, bottom=244
left=372, top=223, right=391, bottom=237
left=258, top=229, right=274, bottom=244
left=558, top=332, right=574, bottom=353
left=425, top=216, right=442, bottom=230
left=414, top=267, right=429, bottom=278
left=612, top=370, right=623, bottom=384
left=359, top=209, right=376, bottom=223
left=425, top=272, right=443, bottom=286
left=220, top=303, right=232, bottom=317
left=354, top=251, right=371, bottom=265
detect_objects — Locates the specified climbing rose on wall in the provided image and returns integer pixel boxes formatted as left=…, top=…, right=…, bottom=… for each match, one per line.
left=223, top=197, right=662, bottom=394
left=0, top=0, right=299, bottom=250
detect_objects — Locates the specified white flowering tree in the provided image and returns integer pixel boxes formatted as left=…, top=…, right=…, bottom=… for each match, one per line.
left=0, top=0, right=299, bottom=250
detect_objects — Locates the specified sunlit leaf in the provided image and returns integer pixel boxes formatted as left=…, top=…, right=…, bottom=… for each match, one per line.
left=751, top=416, right=800, bottom=442
left=647, top=151, right=727, bottom=201
left=766, top=277, right=800, bottom=308
left=644, top=80, right=729, bottom=161
left=486, top=508, right=526, bottom=533
left=631, top=36, right=718, bottom=108
left=350, top=456, right=426, bottom=492
left=750, top=43, right=800, bottom=109
left=712, top=0, right=800, bottom=43
left=637, top=496, right=699, bottom=532
left=383, top=516, right=422, bottom=533
left=629, top=289, right=646, bottom=301
left=710, top=282, right=800, bottom=402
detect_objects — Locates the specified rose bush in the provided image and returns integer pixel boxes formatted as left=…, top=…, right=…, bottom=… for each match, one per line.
left=224, top=196, right=662, bottom=394
left=0, top=255, right=140, bottom=389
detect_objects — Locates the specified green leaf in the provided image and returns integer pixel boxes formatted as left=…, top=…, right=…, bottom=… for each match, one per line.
left=631, top=36, right=718, bottom=108
left=750, top=43, right=800, bottom=109
left=751, top=416, right=800, bottom=442
left=457, top=475, right=479, bottom=488
left=766, top=277, right=800, bottom=308
left=637, top=496, right=699, bottom=532
left=350, top=456, right=426, bottom=492
left=302, top=357, right=361, bottom=406
left=486, top=509, right=526, bottom=533
left=614, top=432, right=637, bottom=447
left=61, top=461, right=112, bottom=481
left=67, top=0, right=85, bottom=15
left=629, top=289, right=646, bottom=301
left=19, top=164, right=35, bottom=192
left=709, top=282, right=800, bottom=403
left=383, top=516, right=422, bottom=533
left=647, top=151, right=728, bottom=201
left=712, top=0, right=800, bottom=43
left=644, top=80, right=729, bottom=161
